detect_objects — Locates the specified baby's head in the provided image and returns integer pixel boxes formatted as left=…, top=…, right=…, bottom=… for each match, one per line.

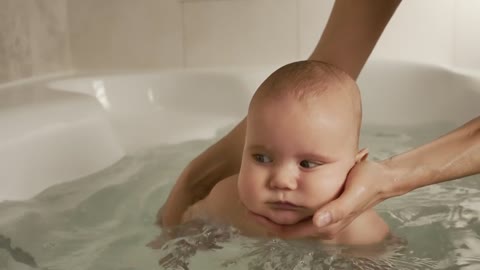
left=238, top=60, right=367, bottom=228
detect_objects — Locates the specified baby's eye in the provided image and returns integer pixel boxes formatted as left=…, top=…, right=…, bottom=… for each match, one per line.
left=299, top=160, right=321, bottom=169
left=252, top=154, right=272, bottom=163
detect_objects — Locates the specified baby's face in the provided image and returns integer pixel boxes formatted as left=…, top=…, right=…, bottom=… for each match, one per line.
left=238, top=94, right=362, bottom=226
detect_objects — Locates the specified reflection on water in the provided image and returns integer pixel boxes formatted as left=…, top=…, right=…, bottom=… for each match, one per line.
left=0, top=123, right=479, bottom=269
left=153, top=222, right=438, bottom=270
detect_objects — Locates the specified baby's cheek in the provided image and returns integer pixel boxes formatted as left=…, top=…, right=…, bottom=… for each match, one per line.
left=238, top=171, right=260, bottom=203
left=302, top=174, right=345, bottom=206
left=239, top=166, right=271, bottom=209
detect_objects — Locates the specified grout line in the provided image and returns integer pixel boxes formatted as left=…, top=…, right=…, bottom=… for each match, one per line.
left=182, top=2, right=187, bottom=68
left=296, top=0, right=301, bottom=60
left=0, top=70, right=76, bottom=89
left=452, top=0, right=457, bottom=67
left=27, top=0, right=35, bottom=77
left=64, top=0, right=74, bottom=71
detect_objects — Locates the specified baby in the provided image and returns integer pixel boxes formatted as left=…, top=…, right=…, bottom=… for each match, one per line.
left=168, top=60, right=389, bottom=245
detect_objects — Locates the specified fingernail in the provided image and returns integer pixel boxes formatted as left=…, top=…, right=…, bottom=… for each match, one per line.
left=315, top=212, right=332, bottom=227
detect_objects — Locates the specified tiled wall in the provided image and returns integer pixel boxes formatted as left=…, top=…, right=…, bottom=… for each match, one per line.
left=1, top=0, right=479, bottom=85
left=454, top=0, right=480, bottom=69
left=0, top=0, right=71, bottom=84
left=67, top=0, right=183, bottom=71
left=183, top=0, right=298, bottom=67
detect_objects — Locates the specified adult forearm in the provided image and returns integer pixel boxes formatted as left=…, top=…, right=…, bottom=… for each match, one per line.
left=382, top=116, right=480, bottom=197
left=309, top=0, right=401, bottom=80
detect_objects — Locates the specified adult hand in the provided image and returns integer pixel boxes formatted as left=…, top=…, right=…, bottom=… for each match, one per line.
left=279, top=159, right=397, bottom=239
left=279, top=115, right=480, bottom=239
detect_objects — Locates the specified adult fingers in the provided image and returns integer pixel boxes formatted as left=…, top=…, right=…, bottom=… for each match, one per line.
left=313, top=188, right=360, bottom=228
left=277, top=194, right=358, bottom=239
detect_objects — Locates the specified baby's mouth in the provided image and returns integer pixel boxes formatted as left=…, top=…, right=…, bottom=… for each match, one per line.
left=268, top=201, right=306, bottom=211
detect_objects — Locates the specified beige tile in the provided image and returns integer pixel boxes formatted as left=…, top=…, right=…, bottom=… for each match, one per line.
left=68, top=0, right=183, bottom=70
left=0, top=0, right=9, bottom=83
left=29, top=0, right=71, bottom=75
left=298, top=0, right=334, bottom=59
left=3, top=0, right=33, bottom=81
left=454, top=0, right=480, bottom=69
left=372, top=0, right=455, bottom=65
left=0, top=47, right=7, bottom=84
left=300, top=0, right=456, bottom=66
left=184, top=0, right=298, bottom=67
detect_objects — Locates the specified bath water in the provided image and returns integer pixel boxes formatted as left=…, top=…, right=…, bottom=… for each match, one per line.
left=0, top=123, right=479, bottom=270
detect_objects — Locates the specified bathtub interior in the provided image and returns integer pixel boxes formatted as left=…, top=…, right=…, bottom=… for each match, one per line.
left=48, top=70, right=254, bottom=151
left=0, top=60, right=480, bottom=268
left=1, top=60, right=480, bottom=202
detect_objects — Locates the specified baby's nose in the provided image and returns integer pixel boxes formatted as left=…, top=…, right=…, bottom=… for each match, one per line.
left=268, top=169, right=298, bottom=190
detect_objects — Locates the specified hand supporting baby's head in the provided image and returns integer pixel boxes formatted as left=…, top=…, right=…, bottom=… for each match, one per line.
left=238, top=60, right=367, bottom=226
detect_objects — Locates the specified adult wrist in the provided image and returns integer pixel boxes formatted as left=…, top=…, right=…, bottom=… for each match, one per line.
left=379, top=157, right=413, bottom=199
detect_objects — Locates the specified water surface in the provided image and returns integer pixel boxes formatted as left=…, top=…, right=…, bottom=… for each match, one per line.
left=0, top=123, right=479, bottom=270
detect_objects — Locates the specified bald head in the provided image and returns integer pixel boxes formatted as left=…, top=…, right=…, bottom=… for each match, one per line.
left=249, top=60, right=362, bottom=147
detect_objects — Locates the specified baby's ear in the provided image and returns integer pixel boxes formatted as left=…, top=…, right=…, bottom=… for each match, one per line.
left=355, top=148, right=369, bottom=163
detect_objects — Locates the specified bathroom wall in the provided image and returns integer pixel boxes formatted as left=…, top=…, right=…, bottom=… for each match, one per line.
left=66, top=0, right=474, bottom=70
left=0, top=0, right=71, bottom=84
left=67, top=0, right=183, bottom=71
left=182, top=0, right=459, bottom=67
left=1, top=0, right=479, bottom=85
left=454, top=0, right=480, bottom=70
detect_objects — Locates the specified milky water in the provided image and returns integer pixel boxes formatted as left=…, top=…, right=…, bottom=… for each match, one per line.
left=0, top=123, right=479, bottom=270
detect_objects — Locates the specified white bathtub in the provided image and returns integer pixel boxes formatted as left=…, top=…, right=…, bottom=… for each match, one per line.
left=1, top=60, right=480, bottom=202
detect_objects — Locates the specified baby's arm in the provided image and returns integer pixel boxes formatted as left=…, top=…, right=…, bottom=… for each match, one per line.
left=181, top=198, right=209, bottom=223
left=180, top=175, right=240, bottom=225
left=161, top=123, right=246, bottom=226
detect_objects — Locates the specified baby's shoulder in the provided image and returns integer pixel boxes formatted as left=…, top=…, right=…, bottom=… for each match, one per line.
left=182, top=175, right=241, bottom=224
left=182, top=175, right=238, bottom=223
left=334, top=210, right=390, bottom=245
left=209, top=174, right=239, bottom=201
left=207, top=175, right=243, bottom=215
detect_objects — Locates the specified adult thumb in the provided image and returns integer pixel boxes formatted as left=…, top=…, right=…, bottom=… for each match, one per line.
left=313, top=198, right=350, bottom=228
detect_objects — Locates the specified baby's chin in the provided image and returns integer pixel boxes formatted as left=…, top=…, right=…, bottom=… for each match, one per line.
left=241, top=199, right=314, bottom=226
left=265, top=210, right=313, bottom=225
left=246, top=204, right=313, bottom=225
